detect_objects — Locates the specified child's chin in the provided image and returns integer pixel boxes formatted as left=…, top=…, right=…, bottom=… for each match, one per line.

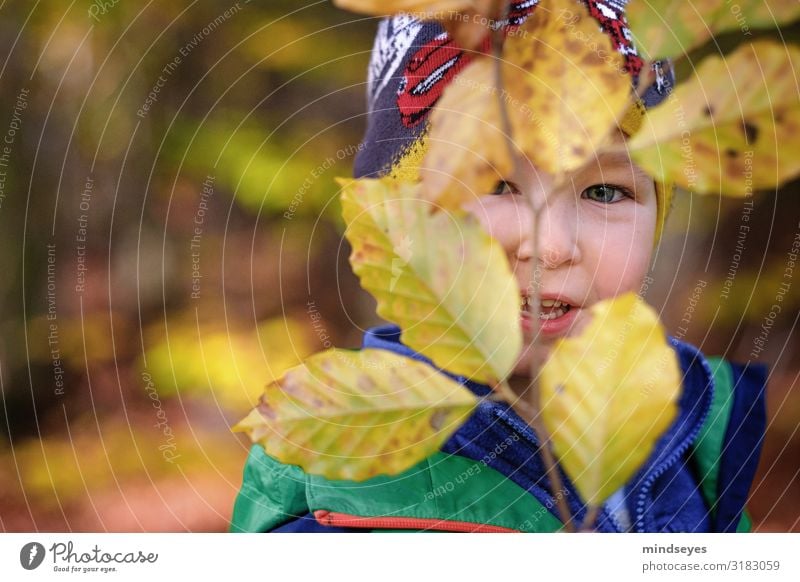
left=512, top=341, right=551, bottom=377
left=512, top=309, right=590, bottom=376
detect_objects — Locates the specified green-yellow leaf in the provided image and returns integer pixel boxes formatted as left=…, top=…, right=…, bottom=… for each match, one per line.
left=421, top=0, right=631, bottom=207
left=341, top=176, right=522, bottom=384
left=233, top=348, right=478, bottom=481
left=628, top=0, right=800, bottom=61
left=540, top=293, right=681, bottom=506
left=629, top=40, right=800, bottom=196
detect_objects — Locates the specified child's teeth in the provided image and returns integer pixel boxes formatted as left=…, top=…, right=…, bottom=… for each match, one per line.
left=521, top=296, right=572, bottom=319
left=538, top=302, right=570, bottom=320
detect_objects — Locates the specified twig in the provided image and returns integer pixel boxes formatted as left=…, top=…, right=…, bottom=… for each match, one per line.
left=488, top=0, right=574, bottom=533
left=524, top=184, right=574, bottom=533
left=581, top=505, right=600, bottom=532
left=491, top=381, right=536, bottom=420
left=490, top=0, right=520, bottom=180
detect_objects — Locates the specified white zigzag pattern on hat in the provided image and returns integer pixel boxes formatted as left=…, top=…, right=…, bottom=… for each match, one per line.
left=367, top=15, right=423, bottom=111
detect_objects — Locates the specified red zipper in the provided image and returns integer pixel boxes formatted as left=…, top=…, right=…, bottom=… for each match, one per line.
left=313, top=510, right=519, bottom=533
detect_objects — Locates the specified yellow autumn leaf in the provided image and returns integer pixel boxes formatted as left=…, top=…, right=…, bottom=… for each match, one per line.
left=540, top=293, right=681, bottom=507
left=334, top=0, right=497, bottom=50
left=504, top=1, right=631, bottom=173
left=421, top=0, right=631, bottom=208
left=421, top=58, right=514, bottom=209
left=629, top=41, right=800, bottom=196
left=627, top=0, right=800, bottom=61
left=333, top=0, right=489, bottom=18
left=340, top=176, right=522, bottom=384
left=234, top=348, right=478, bottom=481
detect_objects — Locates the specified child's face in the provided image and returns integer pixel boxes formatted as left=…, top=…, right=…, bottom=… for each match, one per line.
left=463, top=134, right=658, bottom=377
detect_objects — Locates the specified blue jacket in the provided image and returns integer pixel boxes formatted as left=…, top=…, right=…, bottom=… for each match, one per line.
left=235, top=323, right=767, bottom=533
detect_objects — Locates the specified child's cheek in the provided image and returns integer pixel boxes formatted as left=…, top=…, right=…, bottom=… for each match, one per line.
left=589, top=221, right=654, bottom=301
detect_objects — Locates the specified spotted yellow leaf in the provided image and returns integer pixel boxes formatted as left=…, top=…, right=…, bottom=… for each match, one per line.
left=340, top=176, right=522, bottom=384
left=627, top=0, right=800, bottom=60
left=540, top=293, right=681, bottom=506
left=421, top=58, right=514, bottom=209
left=234, top=348, right=477, bottom=481
left=629, top=41, right=800, bottom=196
left=421, top=0, right=631, bottom=208
left=334, top=0, right=481, bottom=15
left=335, top=0, right=498, bottom=49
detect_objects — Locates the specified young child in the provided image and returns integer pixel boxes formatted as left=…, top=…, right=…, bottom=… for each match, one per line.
left=230, top=0, right=767, bottom=533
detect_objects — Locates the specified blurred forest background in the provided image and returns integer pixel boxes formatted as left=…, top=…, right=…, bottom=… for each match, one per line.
left=0, top=0, right=797, bottom=532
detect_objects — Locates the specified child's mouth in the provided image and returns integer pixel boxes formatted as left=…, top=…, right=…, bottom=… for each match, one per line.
left=520, top=294, right=577, bottom=336
left=521, top=296, right=572, bottom=318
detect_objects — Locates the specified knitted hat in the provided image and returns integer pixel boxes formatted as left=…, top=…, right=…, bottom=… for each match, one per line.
left=352, top=0, right=675, bottom=242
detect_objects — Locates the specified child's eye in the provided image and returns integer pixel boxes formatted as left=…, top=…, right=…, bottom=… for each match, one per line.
left=581, top=184, right=631, bottom=204
left=490, top=180, right=520, bottom=196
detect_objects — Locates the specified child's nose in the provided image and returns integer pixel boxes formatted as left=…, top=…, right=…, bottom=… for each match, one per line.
left=537, top=200, right=580, bottom=269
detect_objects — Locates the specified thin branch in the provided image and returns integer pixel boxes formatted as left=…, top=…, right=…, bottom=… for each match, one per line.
left=524, top=183, right=574, bottom=533
left=581, top=505, right=600, bottom=532
left=488, top=0, right=574, bottom=533
left=490, top=0, right=520, bottom=181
